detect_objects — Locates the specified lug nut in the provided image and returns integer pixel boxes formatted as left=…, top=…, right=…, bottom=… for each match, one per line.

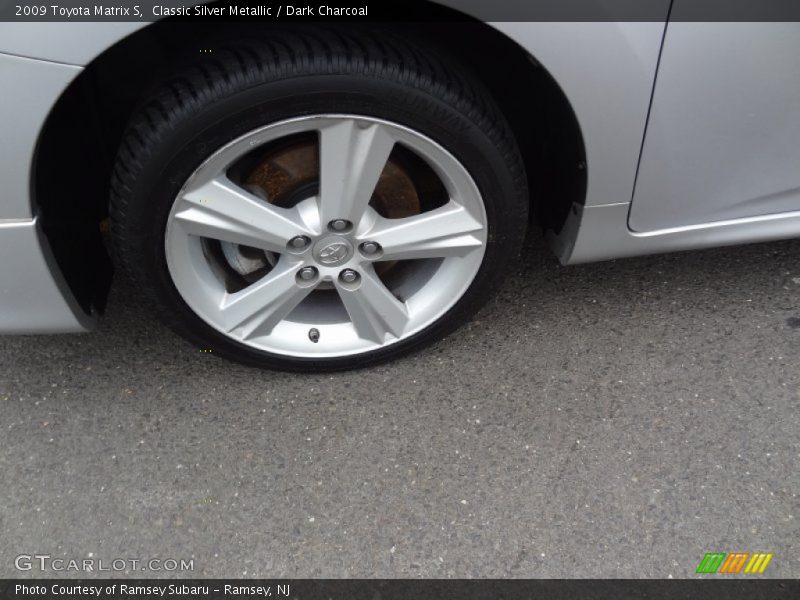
left=360, top=241, right=381, bottom=255
left=298, top=266, right=318, bottom=281
left=288, top=235, right=310, bottom=250
left=339, top=269, right=359, bottom=284
left=329, top=219, right=351, bottom=232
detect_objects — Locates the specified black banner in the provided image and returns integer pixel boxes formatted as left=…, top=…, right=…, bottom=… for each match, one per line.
left=2, top=580, right=800, bottom=600
left=4, top=0, right=800, bottom=23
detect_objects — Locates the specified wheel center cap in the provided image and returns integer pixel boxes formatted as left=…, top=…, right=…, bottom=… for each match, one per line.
left=313, top=236, right=354, bottom=266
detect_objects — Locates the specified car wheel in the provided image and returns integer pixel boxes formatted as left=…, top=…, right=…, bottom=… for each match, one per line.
left=110, top=29, right=527, bottom=371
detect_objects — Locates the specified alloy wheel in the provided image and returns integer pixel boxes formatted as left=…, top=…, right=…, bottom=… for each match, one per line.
left=164, top=114, right=488, bottom=358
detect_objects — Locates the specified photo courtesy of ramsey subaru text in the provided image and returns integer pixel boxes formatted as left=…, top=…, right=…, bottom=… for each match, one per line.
left=2, top=1, right=800, bottom=370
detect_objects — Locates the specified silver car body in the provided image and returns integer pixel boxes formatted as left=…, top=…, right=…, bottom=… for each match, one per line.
left=1, top=12, right=799, bottom=333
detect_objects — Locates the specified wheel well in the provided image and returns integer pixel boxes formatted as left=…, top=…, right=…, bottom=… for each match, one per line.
left=34, top=14, right=585, bottom=313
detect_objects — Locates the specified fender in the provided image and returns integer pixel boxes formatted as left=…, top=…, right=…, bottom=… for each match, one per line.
left=0, top=2, right=668, bottom=216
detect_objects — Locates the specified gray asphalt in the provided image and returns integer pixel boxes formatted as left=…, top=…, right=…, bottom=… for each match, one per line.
left=1, top=235, right=799, bottom=579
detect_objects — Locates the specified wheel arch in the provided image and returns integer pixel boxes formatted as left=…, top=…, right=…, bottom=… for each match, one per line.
left=32, top=6, right=586, bottom=314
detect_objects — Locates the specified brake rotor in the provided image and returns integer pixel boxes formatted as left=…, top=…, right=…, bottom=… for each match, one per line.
left=243, top=137, right=421, bottom=217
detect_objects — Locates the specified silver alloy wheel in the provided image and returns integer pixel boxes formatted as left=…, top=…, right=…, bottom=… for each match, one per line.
left=164, top=115, right=488, bottom=358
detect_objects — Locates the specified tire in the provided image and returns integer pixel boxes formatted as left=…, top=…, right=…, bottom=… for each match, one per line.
left=110, top=28, right=527, bottom=371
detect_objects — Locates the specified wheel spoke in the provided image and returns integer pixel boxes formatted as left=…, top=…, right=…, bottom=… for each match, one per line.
left=367, top=202, right=484, bottom=261
left=318, top=119, right=396, bottom=227
left=219, top=259, right=313, bottom=340
left=336, top=266, right=410, bottom=344
left=172, top=177, right=313, bottom=252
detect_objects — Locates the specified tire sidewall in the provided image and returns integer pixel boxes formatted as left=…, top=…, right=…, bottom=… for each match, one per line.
left=119, top=74, right=526, bottom=370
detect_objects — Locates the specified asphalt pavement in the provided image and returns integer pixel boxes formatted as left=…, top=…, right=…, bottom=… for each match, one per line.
left=1, top=235, right=799, bottom=578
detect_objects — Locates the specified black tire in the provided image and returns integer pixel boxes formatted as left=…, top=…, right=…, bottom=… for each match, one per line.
left=110, top=28, right=528, bottom=371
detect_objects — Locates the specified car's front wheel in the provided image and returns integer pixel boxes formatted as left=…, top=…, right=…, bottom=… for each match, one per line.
left=110, top=30, right=527, bottom=370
